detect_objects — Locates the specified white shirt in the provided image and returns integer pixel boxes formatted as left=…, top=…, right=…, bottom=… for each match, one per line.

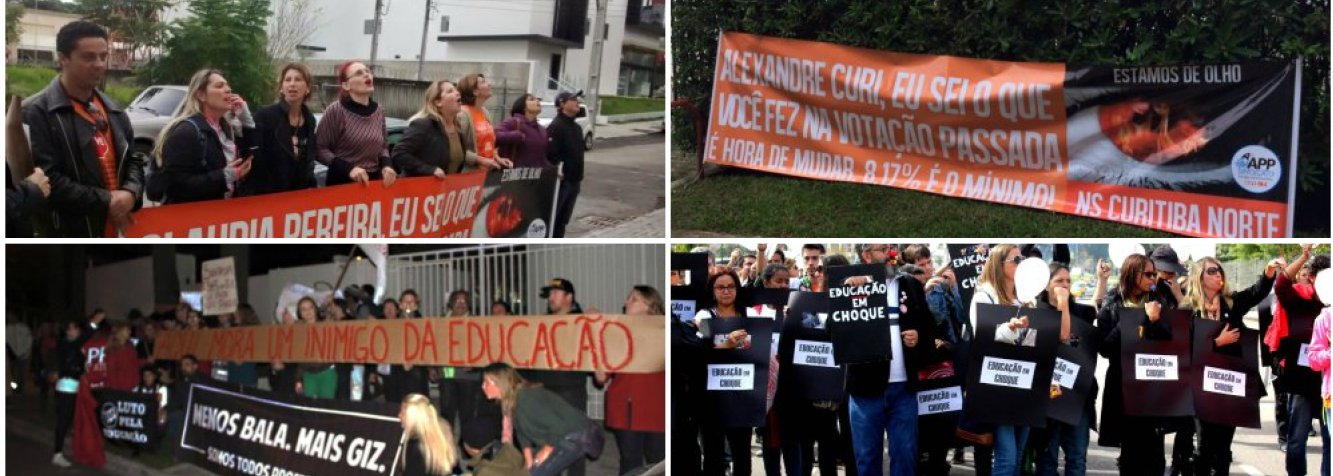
left=887, top=278, right=907, bottom=383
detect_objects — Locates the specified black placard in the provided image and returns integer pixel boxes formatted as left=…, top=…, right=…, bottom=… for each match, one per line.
left=946, top=244, right=989, bottom=322
left=180, top=382, right=404, bottom=476
left=671, top=252, right=710, bottom=323
left=1192, top=319, right=1262, bottom=428
left=1119, top=308, right=1194, bottom=417
left=782, top=292, right=845, bottom=401
left=825, top=264, right=893, bottom=364
left=704, top=317, right=774, bottom=428
left=1047, top=342, right=1096, bottom=426
left=963, top=303, right=1061, bottom=427
left=96, top=389, right=161, bottom=446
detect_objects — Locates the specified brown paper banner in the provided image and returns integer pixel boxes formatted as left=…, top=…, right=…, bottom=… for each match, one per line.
left=153, top=314, right=666, bottom=373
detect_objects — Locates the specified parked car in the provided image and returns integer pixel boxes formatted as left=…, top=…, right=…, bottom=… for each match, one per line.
left=126, top=85, right=408, bottom=187
left=538, top=102, right=594, bottom=151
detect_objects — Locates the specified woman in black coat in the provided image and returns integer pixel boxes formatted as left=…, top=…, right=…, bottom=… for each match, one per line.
left=154, top=69, right=255, bottom=204
left=1183, top=256, right=1277, bottom=474
left=392, top=79, right=507, bottom=178
left=1097, top=253, right=1176, bottom=476
left=238, top=63, right=317, bottom=196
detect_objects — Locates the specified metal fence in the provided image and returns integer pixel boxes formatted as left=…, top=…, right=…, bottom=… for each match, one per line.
left=384, top=243, right=665, bottom=418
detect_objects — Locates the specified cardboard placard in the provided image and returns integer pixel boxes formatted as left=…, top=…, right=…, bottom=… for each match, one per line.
left=964, top=303, right=1061, bottom=427
left=781, top=292, right=844, bottom=401
left=824, top=264, right=893, bottom=364
left=705, top=317, right=774, bottom=428
left=1192, top=319, right=1262, bottom=428
left=1119, top=308, right=1194, bottom=417
left=202, top=257, right=239, bottom=316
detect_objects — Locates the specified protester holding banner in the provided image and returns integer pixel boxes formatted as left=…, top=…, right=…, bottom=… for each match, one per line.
left=48, top=319, right=92, bottom=468
left=497, top=93, right=553, bottom=168
left=23, top=20, right=144, bottom=237
left=102, top=322, right=142, bottom=391
left=547, top=91, right=585, bottom=238
left=459, top=74, right=514, bottom=164
left=481, top=363, right=594, bottom=476
left=1180, top=255, right=1276, bottom=474
left=223, top=305, right=260, bottom=388
left=1030, top=262, right=1099, bottom=476
left=1096, top=253, right=1174, bottom=476
left=524, top=279, right=593, bottom=476
left=398, top=80, right=489, bottom=178
left=154, top=69, right=257, bottom=204
left=292, top=296, right=338, bottom=399
left=595, top=285, right=667, bottom=475
left=1272, top=245, right=1330, bottom=476
left=966, top=244, right=1032, bottom=476
left=240, top=62, right=318, bottom=196
left=316, top=60, right=398, bottom=187
left=842, top=244, right=936, bottom=476
left=130, top=364, right=167, bottom=456
left=692, top=270, right=758, bottom=475
left=398, top=393, right=459, bottom=476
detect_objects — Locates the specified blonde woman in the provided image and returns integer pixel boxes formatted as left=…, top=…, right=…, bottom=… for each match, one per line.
left=399, top=393, right=457, bottom=476
left=1182, top=256, right=1277, bottom=474
left=966, top=243, right=1029, bottom=476
left=481, top=362, right=592, bottom=476
left=392, top=79, right=511, bottom=179
left=152, top=69, right=255, bottom=204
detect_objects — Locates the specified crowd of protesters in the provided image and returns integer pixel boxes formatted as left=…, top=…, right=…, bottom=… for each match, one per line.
left=673, top=243, right=1330, bottom=476
left=10, top=20, right=588, bottom=238
left=11, top=277, right=665, bottom=475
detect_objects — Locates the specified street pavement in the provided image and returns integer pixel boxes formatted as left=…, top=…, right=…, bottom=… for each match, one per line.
left=568, top=125, right=666, bottom=238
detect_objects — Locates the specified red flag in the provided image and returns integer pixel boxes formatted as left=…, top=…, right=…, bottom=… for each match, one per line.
left=70, top=377, right=105, bottom=469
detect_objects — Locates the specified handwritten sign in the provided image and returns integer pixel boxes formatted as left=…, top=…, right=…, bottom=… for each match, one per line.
left=202, top=257, right=238, bottom=315
left=153, top=314, right=665, bottom=373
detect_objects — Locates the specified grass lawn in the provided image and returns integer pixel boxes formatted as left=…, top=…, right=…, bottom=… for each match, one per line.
left=7, top=65, right=141, bottom=106
left=672, top=148, right=1212, bottom=237
left=600, top=95, right=664, bottom=115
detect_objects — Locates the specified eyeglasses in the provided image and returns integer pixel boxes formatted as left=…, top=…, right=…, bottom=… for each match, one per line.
left=713, top=285, right=737, bottom=293
left=811, top=266, right=824, bottom=274
left=1205, top=267, right=1224, bottom=276
left=1142, top=271, right=1159, bottom=279
left=1008, top=256, right=1023, bottom=265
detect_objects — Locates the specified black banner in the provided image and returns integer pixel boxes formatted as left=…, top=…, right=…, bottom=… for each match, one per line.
left=1065, top=61, right=1299, bottom=206
left=825, top=264, right=892, bottom=364
left=946, top=244, right=989, bottom=319
left=671, top=252, right=710, bottom=323
left=704, top=317, right=774, bottom=428
left=1119, top=308, right=1194, bottom=417
left=1192, top=319, right=1262, bottom=428
left=96, top=389, right=160, bottom=446
left=782, top=292, right=845, bottom=401
left=180, top=382, right=404, bottom=476
left=964, top=303, right=1061, bottom=428
left=477, top=165, right=559, bottom=237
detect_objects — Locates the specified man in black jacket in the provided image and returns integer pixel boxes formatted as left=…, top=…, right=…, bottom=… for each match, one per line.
left=22, top=21, right=143, bottom=237
left=546, top=91, right=585, bottom=238
left=843, top=244, right=938, bottom=476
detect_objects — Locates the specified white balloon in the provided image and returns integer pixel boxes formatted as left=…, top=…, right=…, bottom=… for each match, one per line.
left=1108, top=242, right=1145, bottom=269
left=1015, top=257, right=1051, bottom=303
left=1315, top=270, right=1333, bottom=307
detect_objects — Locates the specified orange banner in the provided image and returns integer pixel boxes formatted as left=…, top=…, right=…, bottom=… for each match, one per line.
left=703, top=32, right=1298, bottom=237
left=152, top=314, right=666, bottom=373
left=119, top=174, right=488, bottom=238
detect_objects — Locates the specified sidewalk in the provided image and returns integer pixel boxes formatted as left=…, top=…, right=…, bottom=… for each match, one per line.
left=593, top=119, right=665, bottom=141
left=580, top=209, right=665, bottom=237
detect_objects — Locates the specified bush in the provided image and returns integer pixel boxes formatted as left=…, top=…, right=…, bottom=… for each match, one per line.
left=137, top=0, right=273, bottom=103
left=5, top=65, right=59, bottom=99
left=672, top=0, right=1330, bottom=234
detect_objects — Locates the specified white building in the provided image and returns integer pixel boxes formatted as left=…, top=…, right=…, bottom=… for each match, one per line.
left=8, top=8, right=83, bottom=64
left=260, top=0, right=665, bottom=99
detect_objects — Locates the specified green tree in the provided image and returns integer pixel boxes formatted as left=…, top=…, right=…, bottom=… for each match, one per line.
left=672, top=0, right=1331, bottom=233
left=77, top=0, right=173, bottom=65
left=6, top=2, right=26, bottom=48
left=1216, top=244, right=1330, bottom=261
left=138, top=0, right=272, bottom=103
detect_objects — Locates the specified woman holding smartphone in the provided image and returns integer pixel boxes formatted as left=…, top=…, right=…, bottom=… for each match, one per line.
left=154, top=69, right=255, bottom=203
